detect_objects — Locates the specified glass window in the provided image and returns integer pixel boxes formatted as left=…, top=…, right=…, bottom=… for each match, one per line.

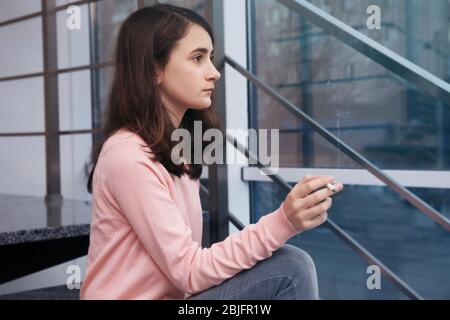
left=56, top=4, right=90, bottom=69
left=0, top=77, right=45, bottom=132
left=249, top=0, right=450, bottom=299
left=58, top=70, right=92, bottom=131
left=310, top=0, right=450, bottom=83
left=144, top=0, right=205, bottom=16
left=249, top=0, right=450, bottom=170
left=0, top=0, right=41, bottom=23
left=0, top=137, right=46, bottom=197
left=60, top=134, right=93, bottom=201
left=95, top=0, right=138, bottom=64
left=0, top=17, right=43, bottom=78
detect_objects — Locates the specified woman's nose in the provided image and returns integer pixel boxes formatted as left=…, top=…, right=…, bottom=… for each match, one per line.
left=213, top=69, right=221, bottom=81
left=207, top=59, right=221, bottom=81
left=209, top=67, right=221, bottom=81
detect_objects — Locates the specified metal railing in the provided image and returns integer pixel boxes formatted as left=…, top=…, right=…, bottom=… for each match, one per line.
left=207, top=0, right=450, bottom=300
left=222, top=132, right=425, bottom=300
left=226, top=55, right=450, bottom=232
left=199, top=184, right=245, bottom=231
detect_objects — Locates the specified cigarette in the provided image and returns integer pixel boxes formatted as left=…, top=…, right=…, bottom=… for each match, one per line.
left=326, top=183, right=336, bottom=193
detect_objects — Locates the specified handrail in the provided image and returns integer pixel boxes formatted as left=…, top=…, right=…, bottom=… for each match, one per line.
left=0, top=128, right=101, bottom=137
left=221, top=132, right=423, bottom=300
left=277, top=0, right=450, bottom=102
left=225, top=55, right=450, bottom=232
left=0, top=62, right=114, bottom=83
left=199, top=184, right=245, bottom=231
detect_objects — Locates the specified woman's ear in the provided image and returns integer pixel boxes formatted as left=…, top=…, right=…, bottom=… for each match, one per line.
left=156, top=73, right=162, bottom=85
left=156, top=66, right=163, bottom=85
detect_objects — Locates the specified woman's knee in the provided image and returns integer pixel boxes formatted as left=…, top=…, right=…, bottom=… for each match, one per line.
left=269, top=244, right=319, bottom=299
left=273, top=244, right=318, bottom=281
left=276, top=244, right=315, bottom=267
left=248, top=244, right=318, bottom=286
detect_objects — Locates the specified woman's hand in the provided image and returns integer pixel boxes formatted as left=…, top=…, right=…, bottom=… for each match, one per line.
left=282, top=175, right=344, bottom=232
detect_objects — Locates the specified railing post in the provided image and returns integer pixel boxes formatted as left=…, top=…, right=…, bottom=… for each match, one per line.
left=205, top=0, right=230, bottom=243
left=42, top=0, right=62, bottom=227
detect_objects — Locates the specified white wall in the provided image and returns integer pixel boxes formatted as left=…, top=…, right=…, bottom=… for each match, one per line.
left=224, top=0, right=251, bottom=234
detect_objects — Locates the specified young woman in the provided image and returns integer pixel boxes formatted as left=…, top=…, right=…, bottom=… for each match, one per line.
left=80, top=3, right=343, bottom=300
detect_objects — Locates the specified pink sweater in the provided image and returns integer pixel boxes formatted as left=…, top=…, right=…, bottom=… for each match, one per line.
left=80, top=128, right=300, bottom=300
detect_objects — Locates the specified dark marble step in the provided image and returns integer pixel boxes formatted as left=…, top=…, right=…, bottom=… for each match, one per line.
left=0, top=284, right=80, bottom=300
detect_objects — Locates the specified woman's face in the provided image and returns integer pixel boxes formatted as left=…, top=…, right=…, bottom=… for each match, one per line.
left=157, top=23, right=221, bottom=126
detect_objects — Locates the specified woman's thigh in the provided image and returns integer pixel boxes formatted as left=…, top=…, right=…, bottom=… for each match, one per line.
left=187, top=244, right=319, bottom=300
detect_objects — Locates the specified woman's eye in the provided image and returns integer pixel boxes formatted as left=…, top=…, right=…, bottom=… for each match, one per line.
left=194, top=56, right=215, bottom=63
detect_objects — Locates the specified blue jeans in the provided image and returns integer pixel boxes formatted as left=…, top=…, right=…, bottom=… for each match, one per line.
left=186, top=244, right=319, bottom=300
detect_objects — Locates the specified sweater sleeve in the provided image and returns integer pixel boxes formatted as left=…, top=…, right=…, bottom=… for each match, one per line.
left=98, top=145, right=300, bottom=295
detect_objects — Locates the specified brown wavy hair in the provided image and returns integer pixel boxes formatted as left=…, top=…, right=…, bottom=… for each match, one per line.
left=87, top=3, right=221, bottom=193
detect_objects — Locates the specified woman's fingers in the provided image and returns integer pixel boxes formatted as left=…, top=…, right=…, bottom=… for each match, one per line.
left=304, top=211, right=329, bottom=229
left=302, top=182, right=343, bottom=208
left=312, top=211, right=328, bottom=226
left=301, top=174, right=321, bottom=183
left=292, top=176, right=336, bottom=199
left=303, top=197, right=333, bottom=220
left=283, top=175, right=344, bottom=232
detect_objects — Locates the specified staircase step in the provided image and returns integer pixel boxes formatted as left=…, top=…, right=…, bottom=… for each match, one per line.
left=0, top=284, right=79, bottom=300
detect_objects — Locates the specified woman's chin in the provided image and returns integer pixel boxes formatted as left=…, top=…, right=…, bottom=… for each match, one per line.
left=191, top=102, right=212, bottom=110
